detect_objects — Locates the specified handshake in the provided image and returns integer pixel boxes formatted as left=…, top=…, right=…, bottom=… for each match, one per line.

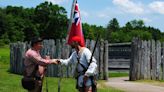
left=51, top=59, right=61, bottom=64
left=44, top=55, right=61, bottom=64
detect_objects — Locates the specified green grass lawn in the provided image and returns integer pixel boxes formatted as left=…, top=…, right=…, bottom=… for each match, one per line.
left=0, top=45, right=124, bottom=92
left=0, top=45, right=10, bottom=64
left=109, top=71, right=129, bottom=78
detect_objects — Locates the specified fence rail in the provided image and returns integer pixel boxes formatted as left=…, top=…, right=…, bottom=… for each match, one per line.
left=10, top=39, right=108, bottom=80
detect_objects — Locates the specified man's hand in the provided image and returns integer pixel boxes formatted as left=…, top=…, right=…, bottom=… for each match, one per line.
left=51, top=59, right=60, bottom=64
left=83, top=75, right=89, bottom=85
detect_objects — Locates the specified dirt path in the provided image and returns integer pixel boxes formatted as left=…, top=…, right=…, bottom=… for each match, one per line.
left=106, top=77, right=164, bottom=92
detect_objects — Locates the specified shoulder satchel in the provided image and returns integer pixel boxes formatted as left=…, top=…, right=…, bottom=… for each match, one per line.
left=21, top=64, right=38, bottom=90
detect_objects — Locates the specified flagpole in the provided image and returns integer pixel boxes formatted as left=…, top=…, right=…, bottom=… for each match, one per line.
left=58, top=1, right=77, bottom=92
left=66, top=0, right=77, bottom=42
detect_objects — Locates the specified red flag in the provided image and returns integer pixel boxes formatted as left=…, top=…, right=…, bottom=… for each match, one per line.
left=66, top=1, right=85, bottom=47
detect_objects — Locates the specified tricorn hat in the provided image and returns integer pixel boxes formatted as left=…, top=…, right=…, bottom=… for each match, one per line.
left=31, top=37, right=43, bottom=46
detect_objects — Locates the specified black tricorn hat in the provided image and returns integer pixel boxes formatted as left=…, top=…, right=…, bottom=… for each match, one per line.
left=31, top=37, right=43, bottom=46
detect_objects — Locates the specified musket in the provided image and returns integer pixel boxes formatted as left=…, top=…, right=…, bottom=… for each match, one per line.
left=58, top=65, right=62, bottom=92
left=46, top=49, right=50, bottom=92
left=45, top=72, right=48, bottom=92
left=83, top=34, right=99, bottom=92
left=89, top=34, right=99, bottom=65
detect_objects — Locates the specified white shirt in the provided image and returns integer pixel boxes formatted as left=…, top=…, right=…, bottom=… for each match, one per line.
left=60, top=47, right=97, bottom=87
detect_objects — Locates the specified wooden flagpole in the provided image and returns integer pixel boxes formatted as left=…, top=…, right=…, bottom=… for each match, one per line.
left=58, top=1, right=77, bottom=92
left=66, top=0, right=77, bottom=42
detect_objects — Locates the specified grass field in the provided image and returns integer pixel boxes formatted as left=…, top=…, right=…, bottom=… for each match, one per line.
left=109, top=72, right=129, bottom=78
left=0, top=45, right=124, bottom=92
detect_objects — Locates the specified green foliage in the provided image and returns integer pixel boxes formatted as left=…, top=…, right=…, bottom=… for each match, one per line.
left=0, top=39, right=6, bottom=46
left=107, top=18, right=120, bottom=32
left=34, top=1, right=68, bottom=39
left=82, top=23, right=90, bottom=39
left=0, top=1, right=68, bottom=43
left=129, top=30, right=152, bottom=40
left=160, top=32, right=164, bottom=42
left=107, top=19, right=162, bottom=42
left=106, top=18, right=120, bottom=42
left=130, top=19, right=144, bottom=29
left=82, top=23, right=106, bottom=40
left=0, top=2, right=163, bottom=43
left=147, top=26, right=162, bottom=40
left=122, top=22, right=133, bottom=32
left=110, top=29, right=152, bottom=43
left=110, top=31, right=131, bottom=43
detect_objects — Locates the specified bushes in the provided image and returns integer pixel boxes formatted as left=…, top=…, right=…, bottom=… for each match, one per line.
left=0, top=39, right=6, bottom=47
left=0, top=39, right=10, bottom=47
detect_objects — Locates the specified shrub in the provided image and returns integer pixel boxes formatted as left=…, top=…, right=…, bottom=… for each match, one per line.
left=0, top=39, right=5, bottom=47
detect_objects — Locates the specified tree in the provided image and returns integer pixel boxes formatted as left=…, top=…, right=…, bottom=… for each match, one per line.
left=82, top=23, right=106, bottom=40
left=121, top=22, right=133, bottom=32
left=106, top=18, right=120, bottom=42
left=0, top=2, right=163, bottom=44
left=4, top=15, right=25, bottom=42
left=96, top=25, right=106, bottom=40
left=130, top=19, right=144, bottom=29
left=82, top=23, right=91, bottom=39
left=34, top=1, right=68, bottom=39
left=107, top=18, right=120, bottom=32
left=147, top=26, right=161, bottom=40
left=160, top=32, right=164, bottom=42
left=0, top=10, right=6, bottom=37
left=129, top=30, right=152, bottom=40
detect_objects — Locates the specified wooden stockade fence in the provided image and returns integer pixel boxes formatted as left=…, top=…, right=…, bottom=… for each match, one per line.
left=10, top=39, right=108, bottom=80
left=130, top=38, right=164, bottom=81
left=108, top=43, right=131, bottom=71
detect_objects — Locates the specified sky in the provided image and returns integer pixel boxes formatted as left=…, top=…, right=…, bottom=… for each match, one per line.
left=0, top=0, right=164, bottom=32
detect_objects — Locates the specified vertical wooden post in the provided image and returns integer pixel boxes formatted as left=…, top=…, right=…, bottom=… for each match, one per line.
left=62, top=39, right=71, bottom=77
left=56, top=39, right=62, bottom=77
left=150, top=40, right=156, bottom=80
left=137, top=38, right=142, bottom=80
left=140, top=40, right=145, bottom=79
left=156, top=41, right=161, bottom=80
left=162, top=42, right=164, bottom=80
left=10, top=43, right=14, bottom=73
left=143, top=41, right=148, bottom=79
left=95, top=40, right=101, bottom=80
left=99, top=39, right=104, bottom=79
left=130, top=38, right=138, bottom=81
left=20, top=42, right=26, bottom=74
left=147, top=40, right=151, bottom=79
left=41, top=39, right=55, bottom=77
left=85, top=39, right=90, bottom=49
left=10, top=42, right=25, bottom=74
left=129, top=38, right=134, bottom=81
left=103, top=40, right=108, bottom=80
left=90, top=40, right=95, bottom=53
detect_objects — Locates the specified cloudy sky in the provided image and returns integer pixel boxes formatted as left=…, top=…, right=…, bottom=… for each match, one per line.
left=0, top=0, right=164, bottom=32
